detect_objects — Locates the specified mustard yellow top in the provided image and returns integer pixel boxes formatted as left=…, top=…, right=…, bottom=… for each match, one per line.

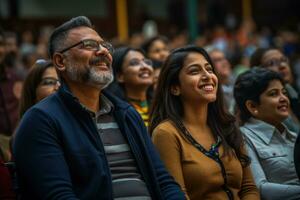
left=152, top=120, right=260, bottom=200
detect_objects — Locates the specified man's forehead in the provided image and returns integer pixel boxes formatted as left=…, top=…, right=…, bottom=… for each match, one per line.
left=67, top=27, right=102, bottom=41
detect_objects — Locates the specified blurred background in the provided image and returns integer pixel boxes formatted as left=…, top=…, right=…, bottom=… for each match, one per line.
left=1, top=0, right=300, bottom=82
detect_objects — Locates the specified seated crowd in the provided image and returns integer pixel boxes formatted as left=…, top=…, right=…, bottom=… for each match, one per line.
left=0, top=16, right=300, bottom=200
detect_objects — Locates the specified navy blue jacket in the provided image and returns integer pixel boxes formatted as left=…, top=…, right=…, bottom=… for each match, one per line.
left=13, top=82, right=185, bottom=200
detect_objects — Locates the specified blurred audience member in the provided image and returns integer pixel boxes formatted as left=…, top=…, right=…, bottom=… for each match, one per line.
left=108, top=47, right=153, bottom=127
left=150, top=45, right=259, bottom=199
left=208, top=48, right=235, bottom=112
left=142, top=35, right=170, bottom=90
left=0, top=29, right=21, bottom=161
left=129, top=32, right=144, bottom=49
left=169, top=31, right=188, bottom=50
left=36, top=26, right=54, bottom=59
left=4, top=32, right=19, bottom=69
left=20, top=30, right=35, bottom=56
left=250, top=48, right=300, bottom=132
left=142, top=35, right=170, bottom=63
left=234, top=67, right=300, bottom=200
left=19, top=59, right=59, bottom=118
left=21, top=49, right=38, bottom=75
left=4, top=31, right=28, bottom=81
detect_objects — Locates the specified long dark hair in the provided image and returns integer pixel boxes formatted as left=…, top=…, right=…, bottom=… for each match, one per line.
left=19, top=59, right=54, bottom=118
left=149, top=45, right=250, bottom=167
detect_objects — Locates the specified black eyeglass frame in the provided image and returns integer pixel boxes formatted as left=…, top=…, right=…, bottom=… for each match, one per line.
left=58, top=39, right=114, bottom=54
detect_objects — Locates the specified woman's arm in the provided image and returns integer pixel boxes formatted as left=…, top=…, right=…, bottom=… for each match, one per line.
left=152, top=126, right=190, bottom=200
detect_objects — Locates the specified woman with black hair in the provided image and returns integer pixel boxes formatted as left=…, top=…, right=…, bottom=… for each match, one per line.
left=250, top=48, right=300, bottom=133
left=149, top=45, right=259, bottom=200
left=234, top=67, right=300, bottom=200
left=108, top=47, right=153, bottom=127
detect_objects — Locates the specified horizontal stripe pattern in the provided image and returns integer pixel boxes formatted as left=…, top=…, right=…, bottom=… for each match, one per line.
left=129, top=99, right=149, bottom=127
left=93, top=95, right=151, bottom=199
left=97, top=122, right=119, bottom=129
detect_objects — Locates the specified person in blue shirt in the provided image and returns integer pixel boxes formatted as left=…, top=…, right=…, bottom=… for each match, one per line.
left=234, top=67, right=300, bottom=200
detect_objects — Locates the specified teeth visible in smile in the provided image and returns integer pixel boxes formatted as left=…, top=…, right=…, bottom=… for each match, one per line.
left=278, top=105, right=288, bottom=110
left=202, top=84, right=214, bottom=91
left=140, top=73, right=150, bottom=78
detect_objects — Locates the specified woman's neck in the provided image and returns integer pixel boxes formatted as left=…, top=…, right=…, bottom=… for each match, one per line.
left=125, top=86, right=148, bottom=101
left=182, top=101, right=208, bottom=128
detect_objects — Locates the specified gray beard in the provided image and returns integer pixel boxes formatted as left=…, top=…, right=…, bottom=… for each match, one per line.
left=65, top=63, right=114, bottom=90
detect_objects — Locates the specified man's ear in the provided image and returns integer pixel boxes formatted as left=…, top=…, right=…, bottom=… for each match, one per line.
left=245, top=100, right=259, bottom=116
left=171, top=85, right=181, bottom=96
left=53, top=53, right=66, bottom=72
left=117, top=73, right=124, bottom=83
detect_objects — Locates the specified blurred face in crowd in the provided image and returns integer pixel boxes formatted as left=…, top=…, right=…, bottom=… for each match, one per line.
left=261, top=49, right=293, bottom=84
left=36, top=67, right=60, bottom=102
left=173, top=52, right=218, bottom=105
left=0, top=35, right=6, bottom=64
left=58, top=26, right=113, bottom=89
left=148, top=39, right=169, bottom=62
left=118, top=50, right=154, bottom=89
left=5, top=35, right=18, bottom=54
left=248, top=79, right=289, bottom=128
left=209, top=50, right=231, bottom=84
left=4, top=34, right=19, bottom=68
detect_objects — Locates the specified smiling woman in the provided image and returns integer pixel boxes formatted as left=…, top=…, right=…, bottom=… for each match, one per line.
left=250, top=48, right=300, bottom=133
left=149, top=45, right=259, bottom=200
left=106, top=46, right=154, bottom=127
left=234, top=67, right=300, bottom=200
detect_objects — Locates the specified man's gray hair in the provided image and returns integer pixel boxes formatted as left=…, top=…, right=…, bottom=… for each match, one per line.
left=48, top=16, right=92, bottom=58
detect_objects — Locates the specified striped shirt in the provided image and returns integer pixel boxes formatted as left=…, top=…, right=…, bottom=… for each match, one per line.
left=86, top=95, right=151, bottom=200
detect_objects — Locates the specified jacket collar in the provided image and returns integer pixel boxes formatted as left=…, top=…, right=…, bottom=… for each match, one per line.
left=57, top=79, right=131, bottom=113
left=243, top=118, right=285, bottom=144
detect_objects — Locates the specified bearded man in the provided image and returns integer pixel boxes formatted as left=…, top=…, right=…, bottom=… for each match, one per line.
left=13, top=16, right=184, bottom=200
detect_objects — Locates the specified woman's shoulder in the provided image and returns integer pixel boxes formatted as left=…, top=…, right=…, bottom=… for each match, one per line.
left=152, top=120, right=185, bottom=147
left=152, top=120, right=181, bottom=137
left=155, top=119, right=176, bottom=130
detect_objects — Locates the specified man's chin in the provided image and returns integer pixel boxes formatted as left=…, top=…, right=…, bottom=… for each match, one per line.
left=87, top=79, right=113, bottom=90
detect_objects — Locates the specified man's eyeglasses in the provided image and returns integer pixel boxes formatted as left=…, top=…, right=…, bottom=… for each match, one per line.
left=59, top=39, right=114, bottom=54
left=263, top=56, right=289, bottom=68
left=39, top=77, right=60, bottom=86
left=128, top=58, right=153, bottom=67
